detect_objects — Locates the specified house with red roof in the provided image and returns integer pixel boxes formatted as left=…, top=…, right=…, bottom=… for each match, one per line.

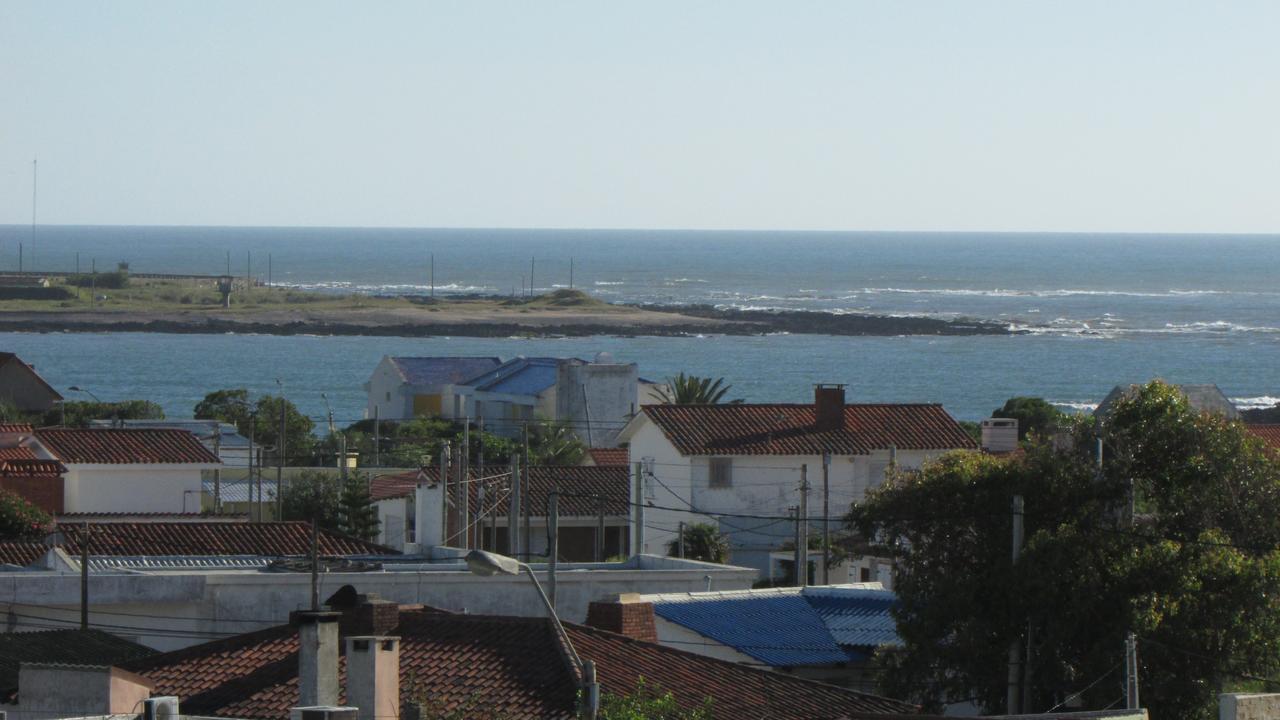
left=27, top=428, right=221, bottom=514
left=0, top=591, right=914, bottom=720
left=616, top=385, right=975, bottom=579
left=0, top=352, right=62, bottom=412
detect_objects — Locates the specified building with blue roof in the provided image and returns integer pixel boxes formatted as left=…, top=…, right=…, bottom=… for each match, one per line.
left=636, top=584, right=899, bottom=692
left=365, top=353, right=644, bottom=446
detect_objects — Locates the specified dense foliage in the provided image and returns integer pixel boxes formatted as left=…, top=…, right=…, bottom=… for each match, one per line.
left=51, top=399, right=165, bottom=427
left=590, top=679, right=714, bottom=720
left=194, top=388, right=315, bottom=461
left=666, top=522, right=730, bottom=564
left=337, top=472, right=380, bottom=540
left=67, top=269, right=130, bottom=289
left=990, top=396, right=1067, bottom=441
left=0, top=489, right=51, bottom=541
left=848, top=381, right=1280, bottom=720
left=280, top=470, right=343, bottom=529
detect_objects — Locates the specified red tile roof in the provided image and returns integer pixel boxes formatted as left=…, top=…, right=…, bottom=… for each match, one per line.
left=585, top=448, right=628, bottom=466
left=0, top=425, right=34, bottom=434
left=369, top=469, right=427, bottom=502
left=51, top=521, right=398, bottom=557
left=35, top=428, right=221, bottom=465
left=0, top=542, right=47, bottom=567
left=121, top=607, right=915, bottom=720
left=420, top=465, right=630, bottom=517
left=1248, top=424, right=1280, bottom=452
left=0, top=447, right=37, bottom=460
left=0, top=457, right=66, bottom=477
left=639, top=403, right=976, bottom=456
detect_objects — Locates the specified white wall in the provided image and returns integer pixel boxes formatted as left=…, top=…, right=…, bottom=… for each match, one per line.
left=0, top=557, right=757, bottom=651
left=64, top=465, right=208, bottom=513
left=376, top=497, right=411, bottom=550
left=653, top=616, right=758, bottom=665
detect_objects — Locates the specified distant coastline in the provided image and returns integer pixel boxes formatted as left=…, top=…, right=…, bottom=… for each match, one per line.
left=0, top=289, right=1012, bottom=338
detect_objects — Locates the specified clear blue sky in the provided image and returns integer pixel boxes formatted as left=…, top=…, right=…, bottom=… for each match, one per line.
left=1, top=1, right=1276, bottom=232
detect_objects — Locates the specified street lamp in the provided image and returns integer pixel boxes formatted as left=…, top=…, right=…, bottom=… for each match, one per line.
left=68, top=386, right=102, bottom=403
left=464, top=549, right=599, bottom=717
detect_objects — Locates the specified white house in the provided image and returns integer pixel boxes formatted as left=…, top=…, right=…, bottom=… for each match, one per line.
left=364, top=354, right=643, bottom=446
left=616, top=384, right=976, bottom=575
left=32, top=428, right=222, bottom=513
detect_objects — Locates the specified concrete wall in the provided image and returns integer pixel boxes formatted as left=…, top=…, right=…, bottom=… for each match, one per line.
left=0, top=556, right=756, bottom=652
left=557, top=363, right=638, bottom=448
left=366, top=356, right=416, bottom=421
left=653, top=616, right=757, bottom=665
left=375, top=497, right=412, bottom=550
left=65, top=465, right=208, bottom=513
left=1221, top=694, right=1280, bottom=720
left=3, top=664, right=153, bottom=720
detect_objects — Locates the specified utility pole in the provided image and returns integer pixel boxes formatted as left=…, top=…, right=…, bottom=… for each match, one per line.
left=430, top=253, right=435, bottom=298
left=596, top=495, right=606, bottom=562
left=213, top=424, right=222, bottom=514
left=633, top=461, right=645, bottom=557
left=1126, top=633, right=1140, bottom=710
left=226, top=250, right=230, bottom=276
left=821, top=451, right=831, bottom=585
left=248, top=412, right=257, bottom=522
left=798, top=464, right=809, bottom=587
left=309, top=518, right=319, bottom=611
left=509, top=451, right=521, bottom=558
left=530, top=257, right=535, bottom=297
left=790, top=506, right=801, bottom=586
left=1008, top=495, right=1026, bottom=715
left=30, top=158, right=37, bottom=271
left=440, top=443, right=452, bottom=548
left=548, top=487, right=559, bottom=608
left=268, top=253, right=272, bottom=288
left=373, top=406, right=381, bottom=468
left=276, top=384, right=286, bottom=521
left=79, top=523, right=90, bottom=630
left=247, top=250, right=252, bottom=291
left=453, top=439, right=463, bottom=546
left=677, top=521, right=686, bottom=559
left=569, top=258, right=574, bottom=289
left=522, top=423, right=531, bottom=556
left=461, top=419, right=471, bottom=549
left=338, top=433, right=348, bottom=481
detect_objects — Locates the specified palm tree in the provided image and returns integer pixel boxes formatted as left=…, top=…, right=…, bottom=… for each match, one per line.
left=666, top=522, right=730, bottom=563
left=656, top=373, right=732, bottom=404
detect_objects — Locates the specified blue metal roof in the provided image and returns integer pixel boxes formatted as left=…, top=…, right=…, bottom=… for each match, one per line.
left=648, top=585, right=898, bottom=668
left=389, top=357, right=503, bottom=387
left=463, top=357, right=570, bottom=396
left=803, top=586, right=900, bottom=649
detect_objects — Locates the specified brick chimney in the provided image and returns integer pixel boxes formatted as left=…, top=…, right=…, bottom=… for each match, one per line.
left=814, top=384, right=846, bottom=431
left=294, top=611, right=342, bottom=708
left=585, top=593, right=658, bottom=642
left=345, top=636, right=400, bottom=720
left=324, top=587, right=401, bottom=637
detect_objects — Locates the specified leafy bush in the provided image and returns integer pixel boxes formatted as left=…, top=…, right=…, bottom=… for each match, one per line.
left=67, top=270, right=129, bottom=289
left=0, top=489, right=52, bottom=541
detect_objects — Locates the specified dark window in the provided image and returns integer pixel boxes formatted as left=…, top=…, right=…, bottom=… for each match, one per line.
left=709, top=457, right=733, bottom=488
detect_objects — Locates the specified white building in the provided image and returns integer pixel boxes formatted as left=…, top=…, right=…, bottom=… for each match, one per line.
left=616, top=385, right=976, bottom=576
left=364, top=354, right=644, bottom=446
left=31, top=428, right=222, bottom=513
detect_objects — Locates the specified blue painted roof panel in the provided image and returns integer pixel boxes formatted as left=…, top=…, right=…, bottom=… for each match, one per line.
left=803, top=587, right=900, bottom=648
left=652, top=593, right=851, bottom=667
left=390, top=357, right=503, bottom=387
left=464, top=357, right=568, bottom=395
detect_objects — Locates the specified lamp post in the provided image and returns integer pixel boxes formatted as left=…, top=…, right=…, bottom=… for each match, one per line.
left=69, top=385, right=116, bottom=427
left=68, top=385, right=102, bottom=403
left=464, top=549, right=599, bottom=718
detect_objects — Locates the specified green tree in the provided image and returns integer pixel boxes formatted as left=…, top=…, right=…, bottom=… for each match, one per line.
left=194, top=388, right=253, bottom=433
left=337, top=472, right=380, bottom=541
left=990, top=396, right=1066, bottom=442
left=848, top=381, right=1280, bottom=719
left=656, top=373, right=733, bottom=405
left=281, top=470, right=342, bottom=529
left=253, top=395, right=315, bottom=463
left=528, top=419, right=586, bottom=465
left=666, top=522, right=729, bottom=564
left=590, top=679, right=713, bottom=720
left=0, top=489, right=52, bottom=541
left=49, top=399, right=165, bottom=427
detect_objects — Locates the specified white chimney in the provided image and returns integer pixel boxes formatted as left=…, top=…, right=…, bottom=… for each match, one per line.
left=981, top=418, right=1019, bottom=453
left=345, top=636, right=401, bottom=720
left=296, top=611, right=342, bottom=708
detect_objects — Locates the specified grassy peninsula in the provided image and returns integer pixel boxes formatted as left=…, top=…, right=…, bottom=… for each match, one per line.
left=0, top=275, right=1011, bottom=337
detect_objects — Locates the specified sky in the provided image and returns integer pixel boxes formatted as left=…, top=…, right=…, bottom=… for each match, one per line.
left=0, top=1, right=1277, bottom=233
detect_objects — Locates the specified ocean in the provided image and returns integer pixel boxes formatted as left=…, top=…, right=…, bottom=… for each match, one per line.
left=0, top=225, right=1276, bottom=425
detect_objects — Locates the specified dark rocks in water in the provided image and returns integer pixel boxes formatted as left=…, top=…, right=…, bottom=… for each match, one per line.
left=642, top=304, right=1013, bottom=336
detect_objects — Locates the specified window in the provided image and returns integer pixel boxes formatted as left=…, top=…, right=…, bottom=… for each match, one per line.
left=709, top=457, right=733, bottom=488
left=385, top=391, right=391, bottom=401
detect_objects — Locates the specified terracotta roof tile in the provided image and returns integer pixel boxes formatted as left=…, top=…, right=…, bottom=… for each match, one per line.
left=586, top=448, right=628, bottom=466
left=121, top=607, right=915, bottom=720
left=0, top=447, right=36, bottom=459
left=421, top=465, right=630, bottom=517
left=35, top=428, right=221, bottom=465
left=641, top=403, right=976, bottom=456
left=1248, top=424, right=1280, bottom=452
left=0, top=424, right=34, bottom=434
left=0, top=542, right=47, bottom=567
left=0, top=457, right=65, bottom=477
left=52, top=521, right=398, bottom=557
left=369, top=469, right=426, bottom=502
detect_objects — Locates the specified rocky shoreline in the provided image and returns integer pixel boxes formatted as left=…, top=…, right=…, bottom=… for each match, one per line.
left=0, top=304, right=1013, bottom=338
